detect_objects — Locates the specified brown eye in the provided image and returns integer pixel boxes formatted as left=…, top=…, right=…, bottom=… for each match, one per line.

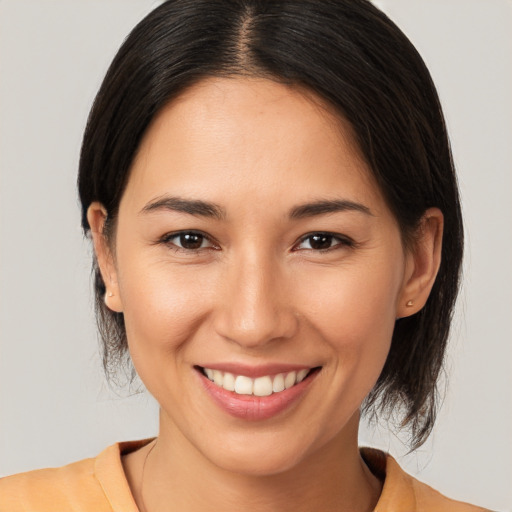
left=308, top=234, right=334, bottom=250
left=163, top=231, right=215, bottom=251
left=179, top=233, right=204, bottom=249
left=295, top=232, right=354, bottom=252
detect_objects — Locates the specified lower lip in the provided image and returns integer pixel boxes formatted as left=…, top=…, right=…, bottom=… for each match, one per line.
left=197, top=369, right=318, bottom=421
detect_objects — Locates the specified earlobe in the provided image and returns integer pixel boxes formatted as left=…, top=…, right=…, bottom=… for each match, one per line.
left=87, top=202, right=123, bottom=313
left=397, top=208, right=444, bottom=319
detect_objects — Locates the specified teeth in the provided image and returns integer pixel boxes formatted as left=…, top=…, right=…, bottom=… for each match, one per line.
left=284, top=371, right=296, bottom=389
left=223, top=372, right=235, bottom=391
left=203, top=368, right=312, bottom=396
left=297, top=369, right=309, bottom=383
left=213, top=370, right=223, bottom=386
left=253, top=376, right=273, bottom=397
left=272, top=373, right=285, bottom=393
left=234, top=375, right=253, bottom=395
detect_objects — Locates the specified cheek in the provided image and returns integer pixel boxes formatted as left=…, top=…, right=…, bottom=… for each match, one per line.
left=117, top=266, right=221, bottom=410
left=300, top=258, right=401, bottom=339
left=297, top=253, right=403, bottom=383
left=115, top=251, right=217, bottom=372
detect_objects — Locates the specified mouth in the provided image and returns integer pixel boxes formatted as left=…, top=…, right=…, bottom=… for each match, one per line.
left=195, top=364, right=321, bottom=420
left=196, top=366, right=321, bottom=397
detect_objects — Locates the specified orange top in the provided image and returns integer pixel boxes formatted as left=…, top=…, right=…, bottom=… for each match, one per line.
left=0, top=440, right=490, bottom=511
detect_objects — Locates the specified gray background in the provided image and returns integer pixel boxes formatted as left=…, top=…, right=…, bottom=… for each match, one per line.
left=0, top=1, right=510, bottom=510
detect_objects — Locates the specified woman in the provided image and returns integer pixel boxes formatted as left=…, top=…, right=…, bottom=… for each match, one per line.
left=0, top=1, right=494, bottom=510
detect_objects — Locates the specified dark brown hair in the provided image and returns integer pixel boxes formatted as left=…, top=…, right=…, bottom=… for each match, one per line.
left=78, top=0, right=463, bottom=449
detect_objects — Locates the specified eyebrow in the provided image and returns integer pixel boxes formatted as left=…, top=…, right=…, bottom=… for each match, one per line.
left=140, top=196, right=226, bottom=220
left=139, top=195, right=373, bottom=221
left=289, top=199, right=373, bottom=219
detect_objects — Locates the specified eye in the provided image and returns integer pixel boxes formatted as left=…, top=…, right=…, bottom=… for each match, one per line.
left=162, top=231, right=217, bottom=251
left=294, top=232, right=354, bottom=251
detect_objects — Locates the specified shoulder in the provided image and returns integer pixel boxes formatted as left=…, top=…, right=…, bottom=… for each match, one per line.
left=0, top=440, right=150, bottom=512
left=410, top=478, right=491, bottom=512
left=361, top=448, right=493, bottom=512
left=0, top=456, right=105, bottom=511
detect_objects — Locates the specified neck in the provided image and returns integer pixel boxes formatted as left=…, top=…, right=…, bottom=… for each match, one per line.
left=124, top=412, right=382, bottom=512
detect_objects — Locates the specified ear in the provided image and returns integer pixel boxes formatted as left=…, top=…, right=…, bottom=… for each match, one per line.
left=396, top=207, right=444, bottom=319
left=87, top=202, right=123, bottom=313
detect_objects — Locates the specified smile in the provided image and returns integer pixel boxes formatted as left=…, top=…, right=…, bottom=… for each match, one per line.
left=201, top=367, right=312, bottom=397
left=196, top=365, right=321, bottom=420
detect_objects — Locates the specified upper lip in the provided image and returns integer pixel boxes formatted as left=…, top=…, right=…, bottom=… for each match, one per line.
left=196, top=363, right=317, bottom=378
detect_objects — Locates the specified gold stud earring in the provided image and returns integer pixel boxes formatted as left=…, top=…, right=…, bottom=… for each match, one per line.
left=108, top=291, right=114, bottom=297
left=406, top=300, right=414, bottom=307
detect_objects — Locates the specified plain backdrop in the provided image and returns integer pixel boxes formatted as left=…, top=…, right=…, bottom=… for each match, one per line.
left=0, top=1, right=510, bottom=510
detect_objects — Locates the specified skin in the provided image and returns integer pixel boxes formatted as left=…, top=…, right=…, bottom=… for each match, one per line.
left=88, top=77, right=443, bottom=512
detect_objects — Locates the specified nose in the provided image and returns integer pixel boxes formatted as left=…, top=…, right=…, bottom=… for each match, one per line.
left=213, top=252, right=299, bottom=349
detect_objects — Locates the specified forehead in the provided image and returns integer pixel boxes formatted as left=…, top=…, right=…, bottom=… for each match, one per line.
left=121, top=77, right=386, bottom=217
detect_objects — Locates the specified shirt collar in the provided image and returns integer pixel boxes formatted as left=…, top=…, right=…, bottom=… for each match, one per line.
left=96, top=440, right=417, bottom=512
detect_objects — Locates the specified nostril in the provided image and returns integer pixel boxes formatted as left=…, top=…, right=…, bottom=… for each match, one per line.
left=213, top=307, right=300, bottom=348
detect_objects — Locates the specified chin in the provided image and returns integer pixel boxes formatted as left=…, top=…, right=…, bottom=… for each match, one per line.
left=209, top=445, right=307, bottom=477
left=193, top=426, right=331, bottom=478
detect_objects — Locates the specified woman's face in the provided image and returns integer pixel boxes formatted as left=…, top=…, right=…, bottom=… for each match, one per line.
left=95, top=77, right=416, bottom=475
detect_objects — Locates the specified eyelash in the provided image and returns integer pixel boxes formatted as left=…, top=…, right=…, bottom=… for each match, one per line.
left=158, top=230, right=356, bottom=254
left=159, top=231, right=219, bottom=253
left=293, top=232, right=356, bottom=252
